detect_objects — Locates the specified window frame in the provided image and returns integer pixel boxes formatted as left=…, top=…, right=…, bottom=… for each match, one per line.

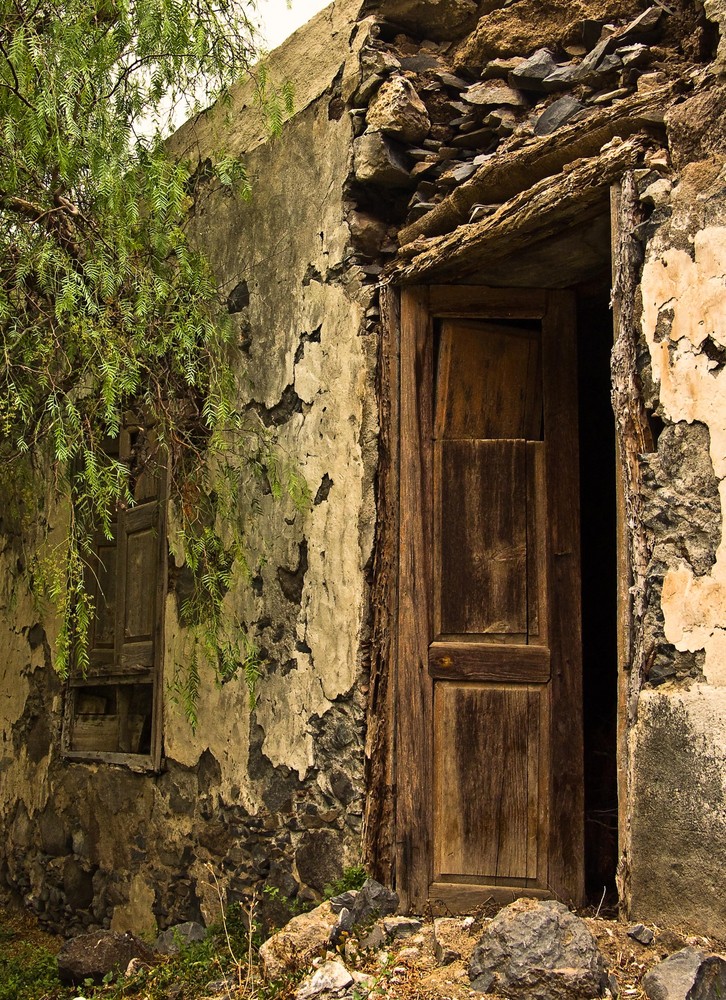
left=61, top=421, right=167, bottom=772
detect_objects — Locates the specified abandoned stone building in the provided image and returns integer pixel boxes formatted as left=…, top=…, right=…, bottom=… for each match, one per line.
left=2, top=0, right=726, bottom=945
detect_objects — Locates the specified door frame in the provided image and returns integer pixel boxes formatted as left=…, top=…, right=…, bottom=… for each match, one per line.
left=393, top=284, right=584, bottom=912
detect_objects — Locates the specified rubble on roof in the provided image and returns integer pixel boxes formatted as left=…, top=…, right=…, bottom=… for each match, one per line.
left=340, top=1, right=707, bottom=279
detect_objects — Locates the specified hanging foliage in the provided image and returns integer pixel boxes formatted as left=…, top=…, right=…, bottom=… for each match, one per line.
left=0, top=0, right=300, bottom=710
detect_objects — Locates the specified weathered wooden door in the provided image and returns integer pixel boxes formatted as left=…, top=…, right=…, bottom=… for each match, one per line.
left=396, top=287, right=584, bottom=911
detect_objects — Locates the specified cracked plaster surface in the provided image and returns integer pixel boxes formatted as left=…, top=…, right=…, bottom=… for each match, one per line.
left=642, top=225, right=726, bottom=689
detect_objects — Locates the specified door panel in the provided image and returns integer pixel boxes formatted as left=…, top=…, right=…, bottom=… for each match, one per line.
left=436, top=440, right=528, bottom=638
left=396, top=286, right=583, bottom=912
left=435, top=322, right=542, bottom=440
left=433, top=683, right=545, bottom=883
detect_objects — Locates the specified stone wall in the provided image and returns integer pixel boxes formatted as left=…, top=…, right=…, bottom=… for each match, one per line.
left=631, top=130, right=726, bottom=936
left=2, top=0, right=726, bottom=943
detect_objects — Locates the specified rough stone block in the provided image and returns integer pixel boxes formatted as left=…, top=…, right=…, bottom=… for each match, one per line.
left=259, top=901, right=338, bottom=981
left=366, top=76, right=431, bottom=143
left=353, top=133, right=412, bottom=187
left=57, top=931, right=157, bottom=985
left=468, top=898, right=609, bottom=998
left=642, top=948, right=706, bottom=1000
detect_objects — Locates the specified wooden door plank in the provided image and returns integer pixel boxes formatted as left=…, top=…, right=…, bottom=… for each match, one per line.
left=437, top=440, right=528, bottom=636
left=397, top=287, right=435, bottom=911
left=433, top=684, right=542, bottom=883
left=429, top=642, right=550, bottom=682
left=526, top=442, right=548, bottom=644
left=428, top=882, right=551, bottom=912
left=435, top=323, right=542, bottom=440
left=429, top=286, right=547, bottom=319
left=526, top=687, right=541, bottom=879
left=542, top=289, right=584, bottom=905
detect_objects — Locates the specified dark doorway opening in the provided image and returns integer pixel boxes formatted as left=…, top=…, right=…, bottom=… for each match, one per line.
left=577, top=285, right=619, bottom=906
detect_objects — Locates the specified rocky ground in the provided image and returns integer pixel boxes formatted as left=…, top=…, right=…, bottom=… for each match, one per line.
left=2, top=884, right=725, bottom=1000
left=261, top=885, right=725, bottom=1000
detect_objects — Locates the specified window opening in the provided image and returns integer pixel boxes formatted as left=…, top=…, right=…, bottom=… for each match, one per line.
left=62, top=417, right=166, bottom=767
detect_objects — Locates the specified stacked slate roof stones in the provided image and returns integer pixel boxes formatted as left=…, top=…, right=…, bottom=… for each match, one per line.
left=343, top=2, right=705, bottom=272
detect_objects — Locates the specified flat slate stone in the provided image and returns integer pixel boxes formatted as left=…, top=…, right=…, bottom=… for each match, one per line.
left=509, top=48, right=559, bottom=92
left=534, top=96, right=585, bottom=136
left=462, top=82, right=527, bottom=108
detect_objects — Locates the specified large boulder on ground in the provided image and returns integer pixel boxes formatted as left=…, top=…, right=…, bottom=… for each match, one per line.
left=468, top=898, right=609, bottom=999
left=689, top=955, right=726, bottom=1000
left=642, top=948, right=726, bottom=1000
left=259, top=901, right=338, bottom=981
left=56, top=930, right=157, bottom=985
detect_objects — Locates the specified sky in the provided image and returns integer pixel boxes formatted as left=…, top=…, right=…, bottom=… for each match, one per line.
left=256, top=0, right=331, bottom=50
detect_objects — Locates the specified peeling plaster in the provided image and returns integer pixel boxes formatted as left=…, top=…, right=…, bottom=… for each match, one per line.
left=642, top=225, right=726, bottom=685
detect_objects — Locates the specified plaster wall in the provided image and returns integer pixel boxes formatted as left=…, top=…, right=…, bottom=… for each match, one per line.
left=0, top=0, right=380, bottom=937
left=632, top=152, right=726, bottom=938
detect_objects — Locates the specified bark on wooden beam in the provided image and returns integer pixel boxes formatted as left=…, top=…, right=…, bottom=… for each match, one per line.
left=610, top=172, right=654, bottom=916
left=397, top=86, right=670, bottom=248
left=362, top=283, right=399, bottom=885
left=391, top=134, right=652, bottom=285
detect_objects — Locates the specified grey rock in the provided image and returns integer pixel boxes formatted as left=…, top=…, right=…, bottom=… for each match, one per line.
left=534, top=96, right=585, bottom=136
left=482, top=57, right=526, bottom=80
left=360, top=922, right=386, bottom=950
left=627, top=923, right=655, bottom=946
left=582, top=19, right=608, bottom=50
left=400, top=53, right=444, bottom=72
left=468, top=898, right=608, bottom=999
left=57, top=931, right=157, bottom=985
left=509, top=49, right=559, bottom=92
left=155, top=920, right=207, bottom=954
left=639, top=179, right=672, bottom=208
left=296, top=830, right=343, bottom=895
left=355, top=74, right=385, bottom=105
left=296, top=958, right=353, bottom=999
left=360, top=47, right=400, bottom=79
left=383, top=915, right=422, bottom=940
left=617, top=44, right=649, bottom=67
left=688, top=955, right=726, bottom=1000
left=329, top=906, right=354, bottom=946
left=617, top=6, right=663, bottom=45
left=329, top=889, right=359, bottom=914
left=642, top=948, right=705, bottom=1000
left=205, top=971, right=241, bottom=995
left=451, top=127, right=496, bottom=148
left=435, top=71, right=470, bottom=90
left=349, top=878, right=399, bottom=925
left=366, top=75, right=430, bottom=143
left=353, top=133, right=411, bottom=188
